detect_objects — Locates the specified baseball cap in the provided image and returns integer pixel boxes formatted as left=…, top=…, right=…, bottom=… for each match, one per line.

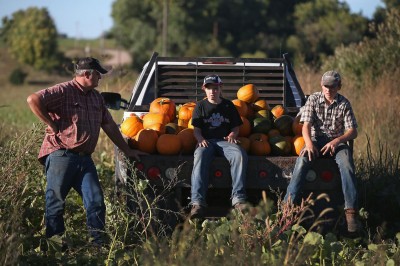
left=203, top=74, right=223, bottom=86
left=75, top=57, right=108, bottom=74
left=321, top=70, right=341, bottom=88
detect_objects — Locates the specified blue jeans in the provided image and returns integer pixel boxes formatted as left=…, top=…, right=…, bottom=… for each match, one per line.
left=44, top=149, right=106, bottom=242
left=284, top=138, right=357, bottom=209
left=190, top=139, right=248, bottom=207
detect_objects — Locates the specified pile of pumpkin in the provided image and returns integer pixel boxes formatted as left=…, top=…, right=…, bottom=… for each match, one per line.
left=120, top=84, right=305, bottom=156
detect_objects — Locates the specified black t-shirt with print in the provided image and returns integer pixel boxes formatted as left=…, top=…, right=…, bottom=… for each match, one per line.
left=191, top=98, right=242, bottom=140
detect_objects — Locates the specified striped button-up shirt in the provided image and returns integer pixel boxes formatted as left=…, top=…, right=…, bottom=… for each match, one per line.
left=36, top=79, right=113, bottom=163
left=300, top=92, right=357, bottom=140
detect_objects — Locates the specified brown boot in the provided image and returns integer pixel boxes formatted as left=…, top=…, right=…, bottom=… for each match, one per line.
left=190, top=204, right=205, bottom=219
left=345, top=208, right=358, bottom=233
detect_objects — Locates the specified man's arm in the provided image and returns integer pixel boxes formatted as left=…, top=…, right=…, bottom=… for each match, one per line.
left=301, top=122, right=319, bottom=161
left=102, top=121, right=147, bottom=160
left=321, top=128, right=358, bottom=156
left=193, top=127, right=208, bottom=147
left=27, top=93, right=58, bottom=133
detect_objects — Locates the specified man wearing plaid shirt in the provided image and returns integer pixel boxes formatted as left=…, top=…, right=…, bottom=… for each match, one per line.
left=283, top=70, right=359, bottom=233
left=27, top=57, right=147, bottom=248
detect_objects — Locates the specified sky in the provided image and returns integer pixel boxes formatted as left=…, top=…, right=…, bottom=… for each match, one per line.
left=0, top=0, right=385, bottom=39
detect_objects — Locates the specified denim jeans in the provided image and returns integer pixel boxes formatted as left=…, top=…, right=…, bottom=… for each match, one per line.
left=190, top=139, right=248, bottom=207
left=44, top=149, right=106, bottom=243
left=284, top=137, right=357, bottom=209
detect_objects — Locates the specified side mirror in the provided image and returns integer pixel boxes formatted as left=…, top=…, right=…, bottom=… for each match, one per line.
left=101, top=92, right=129, bottom=110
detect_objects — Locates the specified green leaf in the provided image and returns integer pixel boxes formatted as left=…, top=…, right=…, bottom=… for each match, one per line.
left=368, top=243, right=378, bottom=251
left=304, top=232, right=323, bottom=246
left=387, top=259, right=395, bottom=266
left=292, top=224, right=306, bottom=235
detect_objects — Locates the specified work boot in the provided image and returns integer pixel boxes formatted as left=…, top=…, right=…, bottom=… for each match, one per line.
left=345, top=208, right=358, bottom=233
left=190, top=204, right=205, bottom=219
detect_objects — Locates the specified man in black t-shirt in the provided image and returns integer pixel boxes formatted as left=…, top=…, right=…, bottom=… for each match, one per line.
left=189, top=74, right=248, bottom=219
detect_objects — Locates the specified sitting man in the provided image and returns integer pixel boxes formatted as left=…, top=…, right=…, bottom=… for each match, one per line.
left=283, top=70, right=359, bottom=233
left=189, top=74, right=248, bottom=219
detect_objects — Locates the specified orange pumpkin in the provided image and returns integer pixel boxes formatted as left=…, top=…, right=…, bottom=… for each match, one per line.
left=142, top=113, right=170, bottom=128
left=271, top=105, right=287, bottom=119
left=146, top=123, right=166, bottom=136
left=178, top=102, right=196, bottom=121
left=238, top=116, right=251, bottom=137
left=292, top=115, right=303, bottom=136
left=178, top=118, right=189, bottom=128
left=150, top=97, right=176, bottom=122
left=237, top=137, right=251, bottom=153
left=252, top=99, right=270, bottom=111
left=250, top=139, right=271, bottom=156
left=232, top=99, right=248, bottom=117
left=293, top=135, right=305, bottom=156
left=120, top=116, right=143, bottom=138
left=237, top=84, right=259, bottom=103
left=156, top=134, right=182, bottom=155
left=135, top=129, right=158, bottom=154
left=177, top=128, right=197, bottom=154
left=188, top=118, right=194, bottom=129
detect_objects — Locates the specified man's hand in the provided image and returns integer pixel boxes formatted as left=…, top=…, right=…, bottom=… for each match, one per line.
left=45, top=123, right=59, bottom=135
left=224, top=135, right=238, bottom=144
left=321, top=138, right=340, bottom=156
left=197, top=139, right=209, bottom=147
left=300, top=143, right=319, bottom=161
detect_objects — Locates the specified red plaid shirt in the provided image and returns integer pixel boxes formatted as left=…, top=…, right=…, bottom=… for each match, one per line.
left=36, top=79, right=113, bottom=163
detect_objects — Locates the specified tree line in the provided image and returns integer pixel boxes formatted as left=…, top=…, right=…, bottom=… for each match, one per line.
left=0, top=0, right=399, bottom=72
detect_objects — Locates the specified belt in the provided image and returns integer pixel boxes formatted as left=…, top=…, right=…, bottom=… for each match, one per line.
left=59, top=149, right=91, bottom=157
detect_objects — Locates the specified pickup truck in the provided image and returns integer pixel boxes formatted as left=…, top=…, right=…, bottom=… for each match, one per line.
left=102, top=52, right=345, bottom=226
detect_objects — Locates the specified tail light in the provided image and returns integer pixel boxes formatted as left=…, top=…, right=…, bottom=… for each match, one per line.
left=135, top=162, right=144, bottom=171
left=321, top=171, right=334, bottom=182
left=306, top=170, right=317, bottom=182
left=258, top=170, right=268, bottom=178
left=214, top=170, right=223, bottom=177
left=147, top=167, right=161, bottom=180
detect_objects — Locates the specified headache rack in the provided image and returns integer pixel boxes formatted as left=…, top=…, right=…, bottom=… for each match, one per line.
left=128, top=52, right=305, bottom=113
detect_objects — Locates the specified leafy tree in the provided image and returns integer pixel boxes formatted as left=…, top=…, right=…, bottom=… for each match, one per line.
left=322, top=9, right=400, bottom=84
left=287, top=0, right=368, bottom=66
left=111, top=0, right=303, bottom=69
left=1, top=7, right=62, bottom=71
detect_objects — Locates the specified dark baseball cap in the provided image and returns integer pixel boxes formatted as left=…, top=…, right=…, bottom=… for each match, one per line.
left=321, top=70, right=341, bottom=88
left=75, top=57, right=108, bottom=74
left=203, top=74, right=222, bottom=86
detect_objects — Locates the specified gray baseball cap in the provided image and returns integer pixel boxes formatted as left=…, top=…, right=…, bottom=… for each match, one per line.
left=321, top=70, right=341, bottom=88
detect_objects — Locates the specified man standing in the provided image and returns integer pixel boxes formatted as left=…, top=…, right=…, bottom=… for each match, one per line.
left=27, top=57, right=146, bottom=246
left=189, top=74, right=248, bottom=219
left=283, top=70, right=359, bottom=233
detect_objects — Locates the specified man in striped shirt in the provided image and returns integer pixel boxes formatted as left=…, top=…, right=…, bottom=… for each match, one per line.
left=283, top=70, right=359, bottom=233
left=27, top=57, right=147, bottom=248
